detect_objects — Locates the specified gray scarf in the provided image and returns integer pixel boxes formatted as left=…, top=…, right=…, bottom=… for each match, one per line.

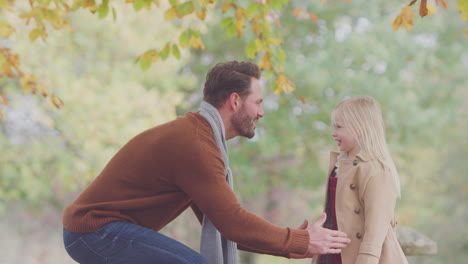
left=198, top=101, right=238, bottom=264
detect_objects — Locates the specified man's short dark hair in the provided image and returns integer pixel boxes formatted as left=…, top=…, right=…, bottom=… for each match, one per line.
left=203, top=61, right=261, bottom=108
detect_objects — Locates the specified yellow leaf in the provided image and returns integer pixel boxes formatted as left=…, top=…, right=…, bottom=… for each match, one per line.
left=189, top=36, right=205, bottom=49
left=269, top=38, right=282, bottom=45
left=51, top=95, right=64, bottom=109
left=164, top=7, right=177, bottom=21
left=235, top=7, right=244, bottom=20
left=252, top=23, right=261, bottom=34
left=235, top=19, right=245, bottom=38
left=459, top=0, right=468, bottom=20
left=29, top=28, right=42, bottom=41
left=258, top=53, right=272, bottom=70
left=394, top=6, right=415, bottom=31
left=427, top=3, right=437, bottom=15
left=221, top=3, right=231, bottom=13
left=293, top=7, right=303, bottom=17
left=196, top=9, right=206, bottom=20
left=0, top=21, right=15, bottom=38
left=0, top=108, right=5, bottom=119
left=392, top=16, right=402, bottom=31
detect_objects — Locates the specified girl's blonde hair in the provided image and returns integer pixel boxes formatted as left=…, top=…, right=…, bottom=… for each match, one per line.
left=332, top=96, right=401, bottom=196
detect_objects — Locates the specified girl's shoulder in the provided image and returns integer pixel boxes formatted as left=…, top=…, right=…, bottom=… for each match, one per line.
left=355, top=153, right=391, bottom=177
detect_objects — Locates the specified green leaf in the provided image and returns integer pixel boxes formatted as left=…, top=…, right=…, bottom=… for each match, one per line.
left=72, top=0, right=83, bottom=10
left=226, top=21, right=236, bottom=37
left=160, top=44, right=170, bottom=60
left=134, top=55, right=141, bottom=64
left=177, top=1, right=194, bottom=15
left=172, top=44, right=181, bottom=59
left=0, top=53, right=6, bottom=67
left=133, top=0, right=146, bottom=11
left=246, top=2, right=260, bottom=18
left=245, top=40, right=258, bottom=59
left=220, top=17, right=233, bottom=29
left=140, top=57, right=151, bottom=71
left=261, top=21, right=271, bottom=38
left=98, top=0, right=109, bottom=19
left=169, top=0, right=177, bottom=6
left=179, top=31, right=190, bottom=47
left=189, top=29, right=200, bottom=38
left=270, top=0, right=284, bottom=12
left=112, top=7, right=117, bottom=21
left=277, top=48, right=286, bottom=62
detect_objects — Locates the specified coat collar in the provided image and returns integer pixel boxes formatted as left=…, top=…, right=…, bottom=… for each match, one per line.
left=328, top=151, right=372, bottom=173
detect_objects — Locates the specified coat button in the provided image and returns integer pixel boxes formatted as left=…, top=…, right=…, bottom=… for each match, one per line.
left=354, top=208, right=361, bottom=214
left=356, top=232, right=362, bottom=239
left=353, top=160, right=358, bottom=166
left=350, top=184, right=357, bottom=190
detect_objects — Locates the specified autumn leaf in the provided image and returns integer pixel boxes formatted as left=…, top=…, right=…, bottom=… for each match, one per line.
left=235, top=19, right=245, bottom=38
left=221, top=3, right=231, bottom=13
left=0, top=94, right=8, bottom=106
left=299, top=96, right=306, bottom=104
left=309, top=13, right=319, bottom=23
left=189, top=36, right=205, bottom=49
left=409, top=0, right=418, bottom=6
left=293, top=7, right=303, bottom=17
left=0, top=108, right=5, bottom=119
left=50, top=95, right=64, bottom=109
left=420, top=0, right=428, bottom=17
left=269, top=38, right=282, bottom=45
left=435, top=0, right=448, bottom=10
left=196, top=9, right=207, bottom=20
left=258, top=53, right=273, bottom=70
left=393, top=6, right=416, bottom=31
left=274, top=74, right=294, bottom=93
left=0, top=21, right=15, bottom=38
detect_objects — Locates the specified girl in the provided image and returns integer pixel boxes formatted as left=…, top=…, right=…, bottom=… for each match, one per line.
left=313, top=96, right=408, bottom=264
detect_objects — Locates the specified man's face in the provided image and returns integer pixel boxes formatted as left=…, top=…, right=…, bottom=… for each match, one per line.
left=232, top=78, right=264, bottom=139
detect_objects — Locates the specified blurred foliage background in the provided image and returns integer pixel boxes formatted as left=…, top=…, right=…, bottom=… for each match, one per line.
left=0, top=0, right=467, bottom=264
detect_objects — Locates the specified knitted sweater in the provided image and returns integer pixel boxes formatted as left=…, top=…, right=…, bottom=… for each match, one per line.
left=62, top=112, right=309, bottom=256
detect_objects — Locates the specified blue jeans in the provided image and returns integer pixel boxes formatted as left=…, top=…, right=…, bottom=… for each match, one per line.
left=63, top=221, right=207, bottom=264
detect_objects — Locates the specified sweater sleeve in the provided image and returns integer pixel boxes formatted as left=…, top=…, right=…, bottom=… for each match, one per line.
left=356, top=165, right=398, bottom=264
left=173, top=131, right=309, bottom=256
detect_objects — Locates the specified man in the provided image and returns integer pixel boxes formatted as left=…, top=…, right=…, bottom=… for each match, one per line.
left=62, top=61, right=350, bottom=264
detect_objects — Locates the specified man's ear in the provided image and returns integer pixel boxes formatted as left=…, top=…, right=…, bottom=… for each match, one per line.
left=228, top=93, right=241, bottom=111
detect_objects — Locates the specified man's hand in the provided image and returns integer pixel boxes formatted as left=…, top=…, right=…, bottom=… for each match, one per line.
left=306, top=213, right=350, bottom=255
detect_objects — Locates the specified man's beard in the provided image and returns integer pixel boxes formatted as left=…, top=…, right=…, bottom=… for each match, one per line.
left=232, top=107, right=256, bottom=139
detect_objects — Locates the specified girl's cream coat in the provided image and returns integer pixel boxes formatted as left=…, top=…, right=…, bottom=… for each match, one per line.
left=313, top=152, right=408, bottom=264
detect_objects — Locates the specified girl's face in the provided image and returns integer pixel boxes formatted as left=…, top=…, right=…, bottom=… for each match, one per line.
left=332, top=115, right=359, bottom=156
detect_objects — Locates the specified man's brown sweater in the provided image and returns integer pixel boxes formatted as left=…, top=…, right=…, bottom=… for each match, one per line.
left=62, top=112, right=309, bottom=256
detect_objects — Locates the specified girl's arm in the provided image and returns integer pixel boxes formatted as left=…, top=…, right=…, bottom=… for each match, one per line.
left=356, top=167, right=398, bottom=264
